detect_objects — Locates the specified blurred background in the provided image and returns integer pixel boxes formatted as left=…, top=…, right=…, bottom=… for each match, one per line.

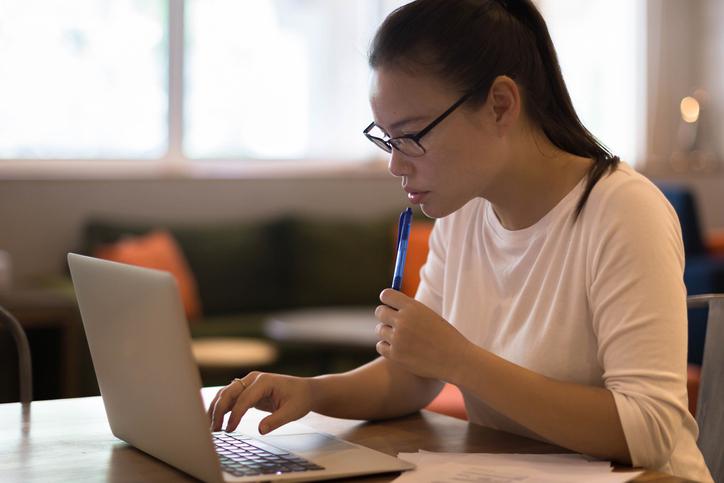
left=0, top=0, right=722, bottom=404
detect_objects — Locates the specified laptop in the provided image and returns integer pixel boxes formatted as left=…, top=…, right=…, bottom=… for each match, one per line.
left=67, top=253, right=414, bottom=482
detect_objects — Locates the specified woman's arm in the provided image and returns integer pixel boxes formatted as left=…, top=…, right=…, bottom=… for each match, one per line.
left=209, top=355, right=443, bottom=434
left=310, top=356, right=444, bottom=420
left=376, top=289, right=631, bottom=464
left=453, top=343, right=631, bottom=463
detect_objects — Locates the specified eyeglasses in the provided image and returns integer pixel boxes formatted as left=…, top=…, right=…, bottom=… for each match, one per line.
left=363, top=89, right=476, bottom=157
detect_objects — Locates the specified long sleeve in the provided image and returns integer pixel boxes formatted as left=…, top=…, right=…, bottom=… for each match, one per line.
left=586, top=178, right=695, bottom=470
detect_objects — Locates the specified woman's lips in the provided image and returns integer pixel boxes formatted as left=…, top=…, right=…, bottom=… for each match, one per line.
left=407, top=191, right=429, bottom=204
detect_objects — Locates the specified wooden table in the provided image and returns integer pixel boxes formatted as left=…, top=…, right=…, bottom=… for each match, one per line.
left=0, top=388, right=681, bottom=482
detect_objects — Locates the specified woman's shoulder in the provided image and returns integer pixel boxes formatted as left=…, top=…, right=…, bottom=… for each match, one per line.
left=581, top=161, right=680, bottom=241
left=585, top=162, right=674, bottom=219
left=581, top=161, right=685, bottom=280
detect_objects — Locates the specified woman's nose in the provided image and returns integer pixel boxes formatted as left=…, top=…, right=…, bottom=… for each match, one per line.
left=388, top=149, right=411, bottom=178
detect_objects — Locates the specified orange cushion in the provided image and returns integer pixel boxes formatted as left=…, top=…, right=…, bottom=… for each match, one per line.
left=707, top=229, right=724, bottom=255
left=426, top=383, right=468, bottom=420
left=401, top=221, right=434, bottom=297
left=687, top=363, right=701, bottom=417
left=94, top=230, right=202, bottom=321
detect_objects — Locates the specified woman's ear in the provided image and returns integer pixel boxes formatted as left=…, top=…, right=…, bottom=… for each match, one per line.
left=488, top=75, right=521, bottom=135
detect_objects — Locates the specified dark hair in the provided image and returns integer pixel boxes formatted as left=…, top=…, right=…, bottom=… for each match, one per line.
left=369, top=0, right=619, bottom=219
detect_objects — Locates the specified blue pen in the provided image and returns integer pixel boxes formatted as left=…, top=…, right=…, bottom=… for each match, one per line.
left=392, top=207, right=413, bottom=291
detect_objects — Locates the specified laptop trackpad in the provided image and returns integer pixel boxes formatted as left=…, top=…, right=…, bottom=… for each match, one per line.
left=262, top=433, right=414, bottom=474
left=263, top=433, right=354, bottom=454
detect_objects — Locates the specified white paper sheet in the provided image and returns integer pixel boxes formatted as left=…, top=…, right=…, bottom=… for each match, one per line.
left=394, top=452, right=643, bottom=483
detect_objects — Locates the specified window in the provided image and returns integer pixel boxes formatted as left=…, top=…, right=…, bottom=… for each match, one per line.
left=0, top=0, right=168, bottom=159
left=539, top=0, right=647, bottom=165
left=184, top=0, right=381, bottom=160
left=0, top=0, right=646, bottom=168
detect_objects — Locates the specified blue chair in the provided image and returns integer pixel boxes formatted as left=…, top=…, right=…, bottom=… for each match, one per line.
left=658, top=184, right=724, bottom=365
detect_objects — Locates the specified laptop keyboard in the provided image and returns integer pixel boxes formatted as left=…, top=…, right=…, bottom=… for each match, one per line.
left=213, top=433, right=324, bottom=477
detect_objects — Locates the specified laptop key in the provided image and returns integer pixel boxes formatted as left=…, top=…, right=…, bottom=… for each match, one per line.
left=214, top=433, right=324, bottom=476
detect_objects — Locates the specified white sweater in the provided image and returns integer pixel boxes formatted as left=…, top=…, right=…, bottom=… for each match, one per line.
left=415, top=162, right=712, bottom=482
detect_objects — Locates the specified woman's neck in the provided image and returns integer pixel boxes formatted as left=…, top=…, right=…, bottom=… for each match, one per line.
left=486, top=132, right=593, bottom=231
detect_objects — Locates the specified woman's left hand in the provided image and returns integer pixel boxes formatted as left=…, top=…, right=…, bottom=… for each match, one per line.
left=375, top=288, right=474, bottom=383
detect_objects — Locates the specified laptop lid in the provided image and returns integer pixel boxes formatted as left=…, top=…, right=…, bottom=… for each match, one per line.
left=68, top=253, right=223, bottom=482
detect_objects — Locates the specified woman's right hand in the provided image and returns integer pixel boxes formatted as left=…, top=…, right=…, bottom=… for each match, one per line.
left=207, top=372, right=314, bottom=435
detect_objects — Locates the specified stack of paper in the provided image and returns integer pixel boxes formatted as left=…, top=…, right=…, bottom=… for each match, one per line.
left=395, top=451, right=643, bottom=482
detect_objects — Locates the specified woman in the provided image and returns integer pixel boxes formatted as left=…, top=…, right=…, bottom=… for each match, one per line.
left=209, top=1, right=712, bottom=480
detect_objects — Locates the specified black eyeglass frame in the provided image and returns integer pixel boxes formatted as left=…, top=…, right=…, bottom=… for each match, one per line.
left=363, top=89, right=477, bottom=157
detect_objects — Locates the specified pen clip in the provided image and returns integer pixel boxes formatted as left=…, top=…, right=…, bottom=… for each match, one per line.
left=396, top=209, right=406, bottom=253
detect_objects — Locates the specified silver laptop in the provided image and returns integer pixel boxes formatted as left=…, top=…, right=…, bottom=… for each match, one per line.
left=68, top=253, right=414, bottom=482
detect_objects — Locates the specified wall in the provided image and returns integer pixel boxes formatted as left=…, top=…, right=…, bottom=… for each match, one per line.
left=641, top=0, right=724, bottom=230
left=0, top=172, right=405, bottom=285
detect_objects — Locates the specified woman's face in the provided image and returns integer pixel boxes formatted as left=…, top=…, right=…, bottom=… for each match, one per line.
left=369, top=66, right=508, bottom=218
